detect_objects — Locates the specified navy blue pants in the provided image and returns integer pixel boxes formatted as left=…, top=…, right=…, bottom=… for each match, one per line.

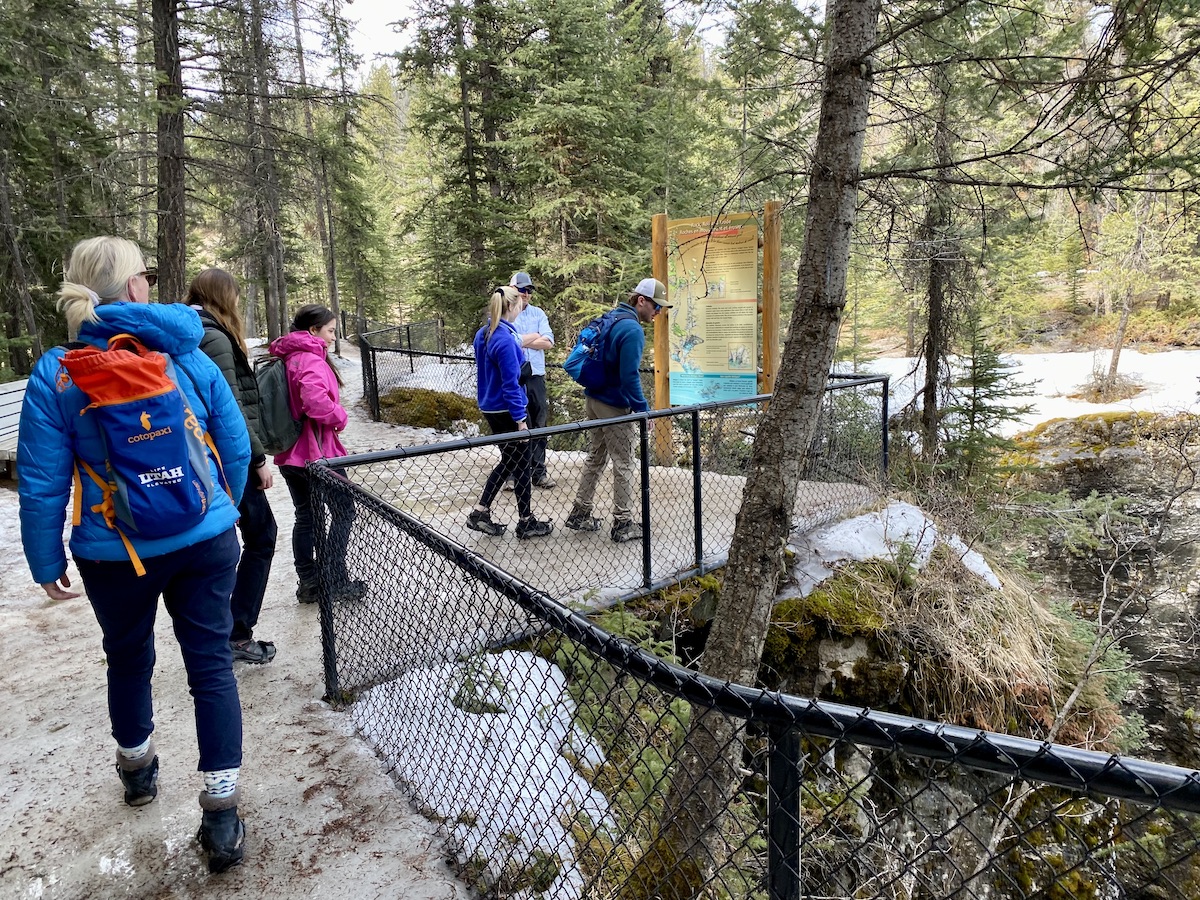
left=280, top=464, right=353, bottom=588
left=76, top=528, right=243, bottom=772
left=230, top=468, right=278, bottom=643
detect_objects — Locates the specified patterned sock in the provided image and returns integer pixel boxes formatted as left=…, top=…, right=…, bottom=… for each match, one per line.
left=117, top=738, right=152, bottom=762
left=202, top=767, right=240, bottom=800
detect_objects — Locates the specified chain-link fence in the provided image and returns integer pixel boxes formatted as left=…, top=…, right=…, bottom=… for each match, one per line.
left=314, top=394, right=883, bottom=604
left=306, top=444, right=1200, bottom=900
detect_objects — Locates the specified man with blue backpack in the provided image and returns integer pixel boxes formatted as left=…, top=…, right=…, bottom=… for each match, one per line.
left=564, top=277, right=668, bottom=543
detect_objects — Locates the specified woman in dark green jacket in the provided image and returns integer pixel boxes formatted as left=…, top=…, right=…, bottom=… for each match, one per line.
left=188, top=268, right=278, bottom=664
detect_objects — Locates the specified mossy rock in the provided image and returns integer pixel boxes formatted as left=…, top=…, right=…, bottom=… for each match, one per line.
left=378, top=387, right=482, bottom=430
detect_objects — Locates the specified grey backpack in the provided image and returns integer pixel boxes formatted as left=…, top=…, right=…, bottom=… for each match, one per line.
left=254, top=356, right=303, bottom=454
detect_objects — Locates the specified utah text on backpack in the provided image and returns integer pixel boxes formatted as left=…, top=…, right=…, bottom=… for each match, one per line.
left=254, top=355, right=303, bottom=455
left=563, top=310, right=620, bottom=390
left=59, top=334, right=230, bottom=576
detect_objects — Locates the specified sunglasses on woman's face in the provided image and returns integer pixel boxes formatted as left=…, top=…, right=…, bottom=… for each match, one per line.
left=139, top=269, right=158, bottom=288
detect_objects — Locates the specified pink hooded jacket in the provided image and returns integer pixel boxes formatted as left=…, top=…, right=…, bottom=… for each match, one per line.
left=269, top=330, right=348, bottom=466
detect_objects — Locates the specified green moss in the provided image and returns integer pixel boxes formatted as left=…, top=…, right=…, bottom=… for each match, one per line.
left=378, top=387, right=483, bottom=430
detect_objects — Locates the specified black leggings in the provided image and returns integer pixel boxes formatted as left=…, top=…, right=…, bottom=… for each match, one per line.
left=478, top=411, right=532, bottom=519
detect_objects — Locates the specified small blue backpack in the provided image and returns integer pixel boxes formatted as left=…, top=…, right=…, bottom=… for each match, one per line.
left=563, top=310, right=622, bottom=389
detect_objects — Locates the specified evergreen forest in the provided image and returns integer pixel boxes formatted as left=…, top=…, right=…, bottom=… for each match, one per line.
left=2, top=0, right=1199, bottom=393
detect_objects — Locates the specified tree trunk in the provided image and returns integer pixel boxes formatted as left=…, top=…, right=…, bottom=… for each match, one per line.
left=919, top=71, right=952, bottom=461
left=1103, top=287, right=1132, bottom=396
left=136, top=0, right=152, bottom=247
left=1103, top=203, right=1147, bottom=396
left=153, top=0, right=186, bottom=302
left=454, top=10, right=486, bottom=273
left=629, top=0, right=883, bottom=892
left=289, top=0, right=340, bottom=349
left=0, top=152, right=42, bottom=370
left=249, top=0, right=287, bottom=337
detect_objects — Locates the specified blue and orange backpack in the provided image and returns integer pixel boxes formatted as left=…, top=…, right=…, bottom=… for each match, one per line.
left=59, top=333, right=229, bottom=575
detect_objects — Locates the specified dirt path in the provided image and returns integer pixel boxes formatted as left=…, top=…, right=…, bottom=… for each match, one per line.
left=0, top=345, right=468, bottom=899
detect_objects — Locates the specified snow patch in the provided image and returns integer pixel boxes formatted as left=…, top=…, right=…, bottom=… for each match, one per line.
left=790, top=500, right=1001, bottom=594
left=352, top=650, right=612, bottom=899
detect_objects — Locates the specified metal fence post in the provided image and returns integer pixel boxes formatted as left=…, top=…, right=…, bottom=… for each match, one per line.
left=311, top=468, right=343, bottom=703
left=768, top=724, right=801, bottom=900
left=691, top=408, right=703, bottom=568
left=370, top=345, right=380, bottom=420
left=880, top=375, right=890, bottom=478
left=639, top=417, right=652, bottom=588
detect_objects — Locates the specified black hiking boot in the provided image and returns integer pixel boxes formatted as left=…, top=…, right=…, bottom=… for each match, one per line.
left=565, top=511, right=601, bottom=532
left=466, top=509, right=506, bottom=536
left=334, top=580, right=368, bottom=603
left=611, top=520, right=644, bottom=543
left=516, top=517, right=553, bottom=539
left=116, top=752, right=159, bottom=807
left=197, top=806, right=245, bottom=874
left=230, top=638, right=276, bottom=664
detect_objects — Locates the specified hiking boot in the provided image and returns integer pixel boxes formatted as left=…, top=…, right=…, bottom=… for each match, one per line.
left=296, top=581, right=318, bottom=604
left=516, top=517, right=553, bottom=539
left=230, top=638, right=276, bottom=665
left=116, top=753, right=159, bottom=807
left=611, top=520, right=644, bottom=543
left=533, top=475, right=556, bottom=489
left=334, top=580, right=368, bottom=603
left=197, top=807, right=245, bottom=874
left=466, top=509, right=506, bottom=536
left=565, top=511, right=602, bottom=532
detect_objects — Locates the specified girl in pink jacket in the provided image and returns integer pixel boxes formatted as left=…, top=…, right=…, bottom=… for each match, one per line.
left=270, top=305, right=364, bottom=604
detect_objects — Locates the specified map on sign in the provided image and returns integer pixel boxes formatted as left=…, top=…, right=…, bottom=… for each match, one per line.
left=666, top=213, right=759, bottom=405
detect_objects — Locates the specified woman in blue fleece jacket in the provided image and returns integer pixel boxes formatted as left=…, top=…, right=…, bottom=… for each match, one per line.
left=17, top=237, right=251, bottom=873
left=466, top=285, right=552, bottom=539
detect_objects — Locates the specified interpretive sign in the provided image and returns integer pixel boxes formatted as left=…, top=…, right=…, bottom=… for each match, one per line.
left=665, top=213, right=759, bottom=405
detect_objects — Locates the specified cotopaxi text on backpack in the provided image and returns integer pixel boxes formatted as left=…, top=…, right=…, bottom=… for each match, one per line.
left=59, top=333, right=229, bottom=576
left=253, top=355, right=303, bottom=454
left=563, top=309, right=622, bottom=390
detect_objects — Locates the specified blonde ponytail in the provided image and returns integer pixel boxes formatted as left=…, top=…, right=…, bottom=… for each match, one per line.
left=485, top=286, right=521, bottom=340
left=56, top=237, right=146, bottom=335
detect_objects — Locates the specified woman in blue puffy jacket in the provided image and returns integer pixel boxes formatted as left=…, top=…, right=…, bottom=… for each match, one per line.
left=17, top=237, right=251, bottom=874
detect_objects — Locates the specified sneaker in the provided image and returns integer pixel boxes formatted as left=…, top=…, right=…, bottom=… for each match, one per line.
left=296, top=581, right=318, bottom=605
left=533, top=475, right=556, bottom=489
left=611, top=520, right=644, bottom=543
left=516, top=518, right=553, bottom=539
left=565, top=511, right=602, bottom=532
left=197, top=807, right=245, bottom=874
left=501, top=479, right=515, bottom=492
left=116, top=755, right=159, bottom=807
left=466, top=509, right=506, bottom=536
left=230, top=639, right=276, bottom=664
left=334, top=580, right=368, bottom=603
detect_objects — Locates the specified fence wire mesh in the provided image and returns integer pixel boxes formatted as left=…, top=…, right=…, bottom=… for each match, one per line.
left=308, top=456, right=1200, bottom=900
left=317, top=395, right=883, bottom=604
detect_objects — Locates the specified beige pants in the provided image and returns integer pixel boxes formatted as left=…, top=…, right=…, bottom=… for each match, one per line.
left=572, top=397, right=636, bottom=522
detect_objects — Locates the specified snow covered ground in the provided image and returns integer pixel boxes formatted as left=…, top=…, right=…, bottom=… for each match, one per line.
left=851, top=348, right=1200, bottom=436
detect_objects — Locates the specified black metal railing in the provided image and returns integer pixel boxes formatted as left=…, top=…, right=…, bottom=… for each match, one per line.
left=319, top=392, right=885, bottom=603
left=357, top=332, right=656, bottom=431
left=307, top=445, right=1200, bottom=899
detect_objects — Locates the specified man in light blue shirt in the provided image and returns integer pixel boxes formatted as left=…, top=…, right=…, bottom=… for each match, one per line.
left=511, top=271, right=555, bottom=488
